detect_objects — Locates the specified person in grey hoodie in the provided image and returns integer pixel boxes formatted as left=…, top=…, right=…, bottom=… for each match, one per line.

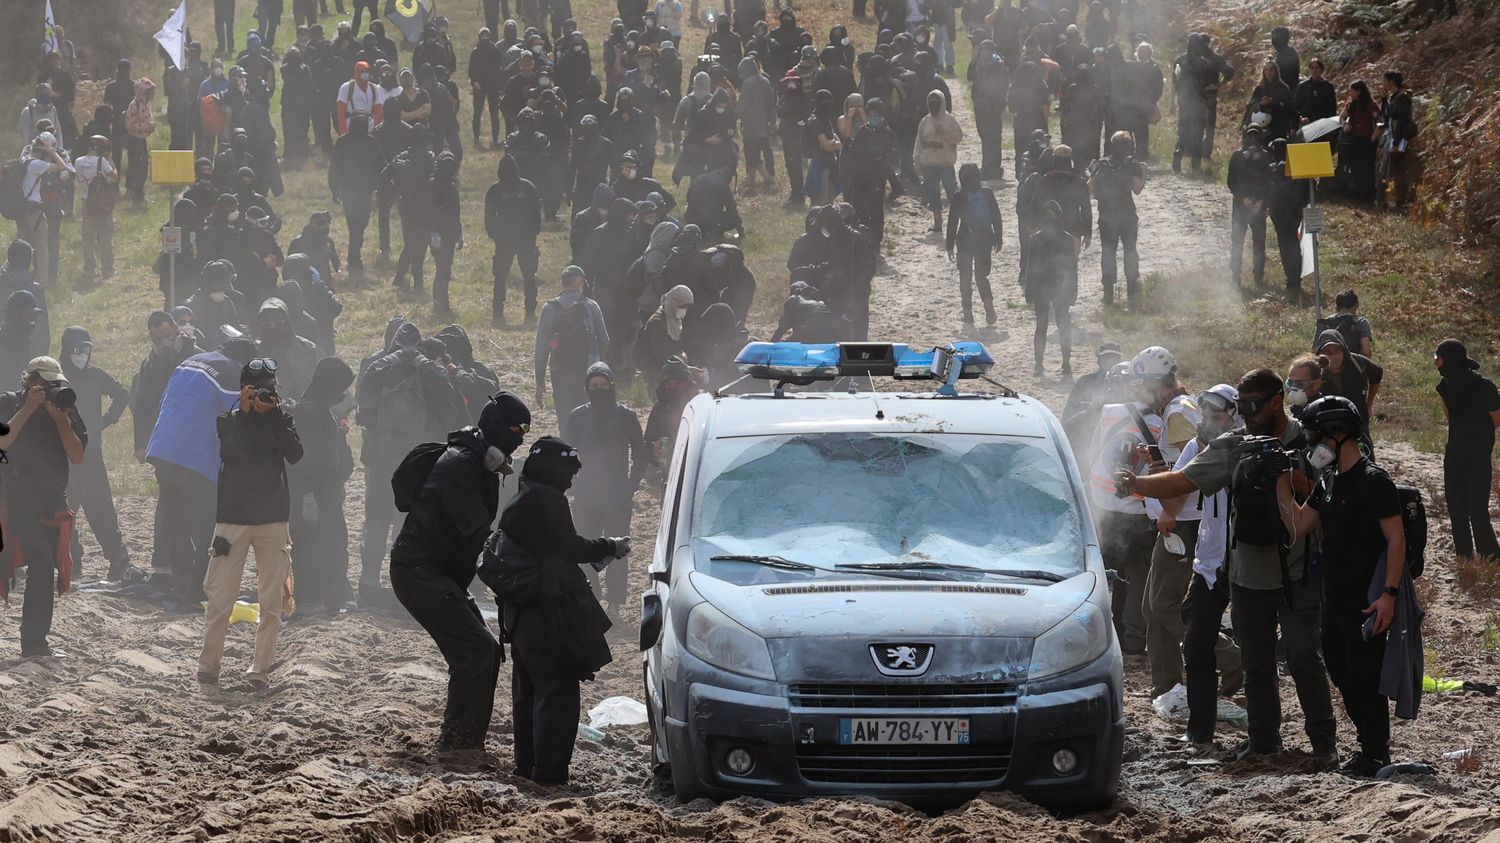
left=736, top=57, right=777, bottom=192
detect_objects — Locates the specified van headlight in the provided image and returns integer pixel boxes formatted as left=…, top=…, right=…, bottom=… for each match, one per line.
left=685, top=601, right=776, bottom=681
left=1028, top=584, right=1111, bottom=680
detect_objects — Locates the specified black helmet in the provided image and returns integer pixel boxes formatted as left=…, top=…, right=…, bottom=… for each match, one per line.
left=1300, top=395, right=1362, bottom=439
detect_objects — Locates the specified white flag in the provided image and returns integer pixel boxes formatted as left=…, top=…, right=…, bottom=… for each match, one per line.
left=42, top=0, right=59, bottom=57
left=1300, top=222, right=1315, bottom=278
left=154, top=0, right=188, bottom=71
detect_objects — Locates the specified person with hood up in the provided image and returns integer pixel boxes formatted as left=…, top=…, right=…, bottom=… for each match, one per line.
left=0, top=293, right=45, bottom=410
left=254, top=298, right=319, bottom=398
left=772, top=284, right=851, bottom=343
left=287, top=211, right=343, bottom=288
left=570, top=183, right=615, bottom=261
left=776, top=70, right=812, bottom=208
left=535, top=266, right=610, bottom=415
left=287, top=356, right=357, bottom=610
left=58, top=327, right=131, bottom=581
left=329, top=112, right=384, bottom=276
left=841, top=98, right=897, bottom=241
left=486, top=154, right=544, bottom=327
left=131, top=312, right=203, bottom=464
left=1313, top=329, right=1383, bottom=430
left=605, top=88, right=657, bottom=180
left=673, top=71, right=713, bottom=160
left=644, top=358, right=702, bottom=477
left=470, top=32, right=505, bottom=150
left=1088, top=131, right=1147, bottom=308
left=184, top=260, right=248, bottom=347
left=393, top=393, right=533, bottom=750
left=561, top=362, right=646, bottom=617
left=768, top=9, right=808, bottom=79
left=1434, top=340, right=1500, bottom=561
left=1023, top=200, right=1078, bottom=376
left=682, top=301, right=748, bottom=386
left=0, top=243, right=51, bottom=360
left=147, top=334, right=260, bottom=603
left=624, top=219, right=680, bottom=331
left=945, top=164, right=1002, bottom=325
left=915, top=90, right=963, bottom=232
left=578, top=197, right=641, bottom=329
left=637, top=285, right=695, bottom=389
left=683, top=165, right=743, bottom=242
left=434, top=325, right=501, bottom=421
left=802, top=89, right=843, bottom=204
left=970, top=40, right=1010, bottom=179
left=429, top=152, right=463, bottom=317
left=813, top=46, right=858, bottom=117
left=692, top=244, right=756, bottom=321
left=336, top=61, right=384, bottom=134
left=567, top=116, right=614, bottom=212
left=480, top=435, right=626, bottom=781
left=737, top=57, right=778, bottom=192
left=1227, top=125, right=1271, bottom=289
left=280, top=254, right=342, bottom=355
left=19, top=84, right=61, bottom=150
left=385, top=127, right=437, bottom=290
left=610, top=150, right=675, bottom=207
left=358, top=320, right=466, bottom=606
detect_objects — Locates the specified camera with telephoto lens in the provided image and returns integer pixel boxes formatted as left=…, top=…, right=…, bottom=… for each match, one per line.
left=44, top=382, right=76, bottom=411
left=1209, top=433, right=1301, bottom=485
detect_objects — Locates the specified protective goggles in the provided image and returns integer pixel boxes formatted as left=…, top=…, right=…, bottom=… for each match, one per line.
left=246, top=358, right=279, bottom=374
left=1234, top=395, right=1271, bottom=417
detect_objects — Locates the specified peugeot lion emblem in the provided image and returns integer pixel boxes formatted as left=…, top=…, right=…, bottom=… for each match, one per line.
left=870, top=643, right=934, bottom=676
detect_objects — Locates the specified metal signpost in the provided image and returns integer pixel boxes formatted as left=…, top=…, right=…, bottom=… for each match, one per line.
left=149, top=150, right=198, bottom=306
left=1284, top=142, right=1336, bottom=320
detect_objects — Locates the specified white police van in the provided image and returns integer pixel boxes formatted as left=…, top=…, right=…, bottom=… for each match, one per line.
left=638, top=341, right=1124, bottom=806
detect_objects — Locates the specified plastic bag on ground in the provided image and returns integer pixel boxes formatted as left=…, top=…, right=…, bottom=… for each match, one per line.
left=1152, top=683, right=1249, bottom=728
left=201, top=600, right=260, bottom=624
left=588, top=696, right=649, bottom=729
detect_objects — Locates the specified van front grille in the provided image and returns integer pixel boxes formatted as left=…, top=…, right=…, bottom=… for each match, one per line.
left=789, top=683, right=1018, bottom=709
left=796, top=743, right=1011, bottom=784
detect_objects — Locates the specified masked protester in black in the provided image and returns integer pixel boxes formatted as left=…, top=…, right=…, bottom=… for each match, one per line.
left=485, top=435, right=624, bottom=782
left=561, top=364, right=646, bottom=618
left=384, top=128, right=437, bottom=290
left=486, top=154, right=544, bottom=326
left=287, top=210, right=342, bottom=287
left=392, top=393, right=532, bottom=751
left=131, top=311, right=203, bottom=466
left=429, top=152, right=464, bottom=316
left=58, top=327, right=132, bottom=581
left=287, top=357, right=357, bottom=610
left=329, top=112, right=383, bottom=275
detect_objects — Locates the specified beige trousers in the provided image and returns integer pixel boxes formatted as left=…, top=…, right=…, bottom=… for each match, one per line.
left=198, top=522, right=292, bottom=681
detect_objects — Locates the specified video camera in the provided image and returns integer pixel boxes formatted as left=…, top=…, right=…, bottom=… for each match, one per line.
left=1208, top=432, right=1304, bottom=485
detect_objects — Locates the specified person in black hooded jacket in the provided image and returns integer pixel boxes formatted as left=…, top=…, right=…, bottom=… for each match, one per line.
left=562, top=362, right=645, bottom=617
left=391, top=392, right=532, bottom=751
left=434, top=324, right=501, bottom=422
left=329, top=112, right=384, bottom=275
left=59, top=326, right=132, bottom=581
left=287, top=356, right=356, bottom=609
left=489, top=435, right=626, bottom=783
left=486, top=153, right=543, bottom=326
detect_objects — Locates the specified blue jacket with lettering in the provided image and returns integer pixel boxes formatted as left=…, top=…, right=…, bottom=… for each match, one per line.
left=146, top=338, right=258, bottom=483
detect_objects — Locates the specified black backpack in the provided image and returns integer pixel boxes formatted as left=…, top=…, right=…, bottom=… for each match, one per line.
left=548, top=299, right=591, bottom=366
left=0, top=159, right=28, bottom=221
left=391, top=441, right=446, bottom=512
left=1396, top=483, right=1428, bottom=579
left=1314, top=312, right=1361, bottom=352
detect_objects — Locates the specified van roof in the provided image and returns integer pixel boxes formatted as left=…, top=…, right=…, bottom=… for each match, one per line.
left=702, top=392, right=1057, bottom=439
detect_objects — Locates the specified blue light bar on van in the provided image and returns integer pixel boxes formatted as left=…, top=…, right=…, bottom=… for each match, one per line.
left=734, top=342, right=994, bottom=385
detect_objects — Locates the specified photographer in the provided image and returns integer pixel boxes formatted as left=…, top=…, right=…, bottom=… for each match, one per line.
left=1272, top=396, right=1417, bottom=777
left=197, top=359, right=304, bottom=692
left=0, top=357, right=87, bottom=659
left=1118, top=368, right=1338, bottom=765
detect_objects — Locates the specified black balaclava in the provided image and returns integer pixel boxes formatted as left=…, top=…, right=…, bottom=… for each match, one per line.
left=585, top=361, right=616, bottom=406
left=479, top=390, right=532, bottom=456
left=522, top=435, right=582, bottom=492
left=301, top=356, right=355, bottom=405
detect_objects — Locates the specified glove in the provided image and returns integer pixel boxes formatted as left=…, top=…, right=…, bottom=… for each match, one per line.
left=609, top=536, right=633, bottom=559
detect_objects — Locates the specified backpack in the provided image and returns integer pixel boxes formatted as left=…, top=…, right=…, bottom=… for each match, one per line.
left=548, top=299, right=591, bottom=365
left=1314, top=312, right=1361, bottom=352
left=0, top=159, right=27, bottom=221
left=391, top=441, right=446, bottom=512
left=377, top=364, right=430, bottom=438
left=200, top=93, right=227, bottom=137
left=1396, top=483, right=1427, bottom=579
left=83, top=157, right=118, bottom=215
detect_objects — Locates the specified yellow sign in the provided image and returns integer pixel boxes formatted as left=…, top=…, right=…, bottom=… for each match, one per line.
left=149, top=149, right=197, bottom=185
left=1285, top=142, right=1335, bottom=180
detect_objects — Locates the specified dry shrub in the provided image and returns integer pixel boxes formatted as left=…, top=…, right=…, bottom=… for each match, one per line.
left=1453, top=553, right=1500, bottom=603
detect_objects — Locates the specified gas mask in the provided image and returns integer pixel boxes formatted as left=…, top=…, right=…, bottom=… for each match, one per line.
left=484, top=445, right=514, bottom=475
left=209, top=291, right=227, bottom=303
left=1307, top=436, right=1340, bottom=470
left=622, top=166, right=638, bottom=180
left=1286, top=386, right=1309, bottom=408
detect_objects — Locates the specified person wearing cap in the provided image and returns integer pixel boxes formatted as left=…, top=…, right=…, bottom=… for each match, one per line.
left=1175, top=384, right=1245, bottom=746
left=57, top=327, right=131, bottom=582
left=197, top=358, right=304, bottom=692
left=74, top=136, right=118, bottom=288
left=481, top=435, right=627, bottom=781
left=1435, top=340, right=1500, bottom=561
left=1227, top=125, right=1270, bottom=288
left=1312, top=327, right=1382, bottom=430
left=0, top=356, right=87, bottom=658
left=393, top=393, right=533, bottom=750
left=535, top=265, right=610, bottom=412
left=131, top=311, right=203, bottom=466
left=16, top=134, right=70, bottom=289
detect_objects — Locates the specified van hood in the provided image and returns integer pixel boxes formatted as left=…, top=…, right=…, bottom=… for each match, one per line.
left=689, top=569, right=1097, bottom=641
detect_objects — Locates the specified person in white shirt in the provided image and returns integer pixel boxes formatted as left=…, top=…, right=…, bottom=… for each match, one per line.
left=17, top=132, right=70, bottom=289
left=1176, top=384, right=1244, bottom=746
left=74, top=136, right=118, bottom=284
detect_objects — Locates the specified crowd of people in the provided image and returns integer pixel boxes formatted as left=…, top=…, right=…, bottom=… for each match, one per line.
left=0, top=0, right=1489, bottom=791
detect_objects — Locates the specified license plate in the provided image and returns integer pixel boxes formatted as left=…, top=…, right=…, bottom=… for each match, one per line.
left=838, top=718, right=970, bottom=745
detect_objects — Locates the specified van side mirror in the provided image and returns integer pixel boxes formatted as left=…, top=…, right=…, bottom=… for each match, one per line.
left=639, top=592, right=663, bottom=651
left=650, top=569, right=670, bottom=584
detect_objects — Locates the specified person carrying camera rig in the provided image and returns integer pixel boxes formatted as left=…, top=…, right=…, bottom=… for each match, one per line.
left=1116, top=368, right=1339, bottom=767
left=197, top=358, right=304, bottom=693
left=0, top=356, right=86, bottom=659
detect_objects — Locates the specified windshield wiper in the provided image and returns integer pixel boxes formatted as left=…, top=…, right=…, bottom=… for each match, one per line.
left=710, top=554, right=817, bottom=570
left=712, top=554, right=951, bottom=580
left=835, top=561, right=1070, bottom=583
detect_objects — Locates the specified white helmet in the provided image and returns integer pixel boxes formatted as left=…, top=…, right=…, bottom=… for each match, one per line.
left=1130, top=346, right=1177, bottom=379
